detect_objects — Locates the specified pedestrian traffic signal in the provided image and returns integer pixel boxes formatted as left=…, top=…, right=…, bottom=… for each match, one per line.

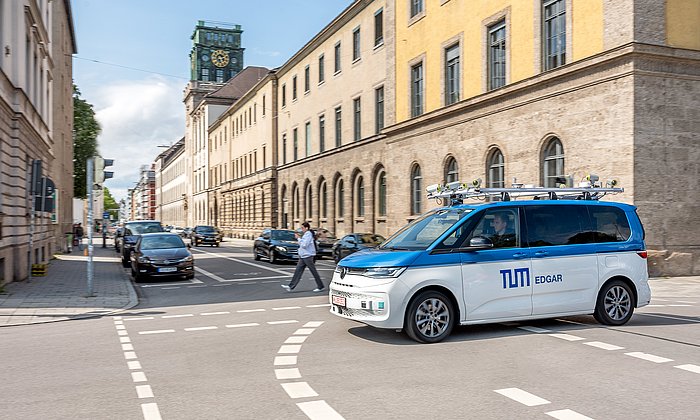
left=94, top=156, right=114, bottom=189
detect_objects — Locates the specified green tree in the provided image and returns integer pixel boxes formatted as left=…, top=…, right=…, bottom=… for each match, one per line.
left=103, top=187, right=119, bottom=210
left=73, top=84, right=101, bottom=198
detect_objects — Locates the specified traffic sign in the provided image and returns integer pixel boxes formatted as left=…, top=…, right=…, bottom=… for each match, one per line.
left=103, top=211, right=110, bottom=219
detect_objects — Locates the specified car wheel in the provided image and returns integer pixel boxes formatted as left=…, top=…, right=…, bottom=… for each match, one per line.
left=594, top=280, right=634, bottom=326
left=405, top=290, right=455, bottom=344
left=269, top=251, right=276, bottom=264
left=253, top=248, right=261, bottom=261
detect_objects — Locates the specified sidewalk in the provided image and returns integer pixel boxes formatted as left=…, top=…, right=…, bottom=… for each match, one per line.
left=0, top=239, right=137, bottom=327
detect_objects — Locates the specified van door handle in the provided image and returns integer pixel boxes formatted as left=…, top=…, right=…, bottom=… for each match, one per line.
left=534, top=251, right=548, bottom=257
left=512, top=252, right=527, bottom=259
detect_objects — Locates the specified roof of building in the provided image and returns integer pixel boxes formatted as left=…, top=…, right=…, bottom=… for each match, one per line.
left=206, top=66, right=270, bottom=100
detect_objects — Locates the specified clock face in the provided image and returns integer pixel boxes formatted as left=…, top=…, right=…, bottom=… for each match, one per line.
left=211, top=50, right=229, bottom=67
left=202, top=54, right=209, bottom=62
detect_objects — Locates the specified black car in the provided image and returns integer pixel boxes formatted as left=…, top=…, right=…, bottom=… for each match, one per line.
left=120, top=220, right=164, bottom=267
left=312, top=228, right=336, bottom=259
left=191, top=225, right=221, bottom=247
left=114, top=227, right=124, bottom=252
left=130, top=233, right=194, bottom=282
left=253, top=229, right=299, bottom=264
left=332, top=233, right=386, bottom=263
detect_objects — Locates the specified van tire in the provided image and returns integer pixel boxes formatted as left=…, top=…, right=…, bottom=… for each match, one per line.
left=405, top=290, right=455, bottom=343
left=594, top=280, right=634, bottom=326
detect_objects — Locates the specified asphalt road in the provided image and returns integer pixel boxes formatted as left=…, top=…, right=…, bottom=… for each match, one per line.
left=1, top=240, right=698, bottom=420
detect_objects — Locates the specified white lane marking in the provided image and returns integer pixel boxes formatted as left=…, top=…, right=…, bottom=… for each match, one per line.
left=668, top=304, right=692, bottom=307
left=226, top=323, right=259, bottom=328
left=120, top=337, right=131, bottom=343
left=193, top=248, right=293, bottom=275
left=625, top=352, right=674, bottom=363
left=306, top=304, right=331, bottom=308
left=123, top=317, right=155, bottom=321
left=124, top=352, right=137, bottom=360
left=518, top=326, right=552, bottom=333
left=220, top=275, right=289, bottom=282
left=187, top=285, right=207, bottom=288
left=115, top=325, right=126, bottom=330
left=676, top=300, right=696, bottom=304
left=201, top=311, right=230, bottom=316
left=136, top=385, right=154, bottom=398
left=139, top=330, right=176, bottom=335
left=645, top=304, right=665, bottom=307
left=141, top=403, right=162, bottom=420
left=278, top=345, right=302, bottom=354
left=495, top=388, right=551, bottom=406
left=161, top=287, right=181, bottom=290
left=674, top=364, right=700, bottom=374
left=113, top=316, right=122, bottom=320
left=275, top=368, right=302, bottom=380
left=549, top=333, right=585, bottom=341
left=117, top=330, right=128, bottom=336
left=281, top=382, right=319, bottom=399
left=128, top=361, right=142, bottom=370
left=297, top=401, right=345, bottom=420
left=131, top=372, right=148, bottom=382
left=122, top=344, right=134, bottom=351
left=273, top=306, right=302, bottom=311
left=139, top=278, right=203, bottom=287
left=638, top=313, right=700, bottom=323
left=184, top=326, right=218, bottom=331
left=584, top=341, right=624, bottom=351
left=304, top=321, right=325, bottom=328
left=114, top=320, right=124, bottom=325
left=285, top=336, right=308, bottom=344
left=237, top=309, right=266, bottom=313
left=262, top=280, right=282, bottom=283
left=194, top=266, right=226, bottom=282
left=545, top=409, right=594, bottom=420
left=268, top=320, right=299, bottom=325
left=274, top=356, right=298, bottom=366
left=162, top=314, right=193, bottom=319
left=293, top=328, right=315, bottom=335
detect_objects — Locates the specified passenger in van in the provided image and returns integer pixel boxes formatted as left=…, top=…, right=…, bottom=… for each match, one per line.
left=490, top=212, right=516, bottom=248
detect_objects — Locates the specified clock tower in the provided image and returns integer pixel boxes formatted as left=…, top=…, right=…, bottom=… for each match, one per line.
left=189, top=20, right=244, bottom=83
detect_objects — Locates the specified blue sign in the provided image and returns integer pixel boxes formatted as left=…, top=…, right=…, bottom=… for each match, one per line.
left=103, top=211, right=110, bottom=219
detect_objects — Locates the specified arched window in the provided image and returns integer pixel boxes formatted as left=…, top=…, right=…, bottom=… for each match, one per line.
left=376, top=170, right=387, bottom=217
left=445, top=156, right=459, bottom=183
left=305, top=183, right=313, bottom=221
left=356, top=176, right=365, bottom=217
left=319, top=181, right=328, bottom=219
left=542, top=137, right=564, bottom=187
left=411, top=164, right=422, bottom=215
left=280, top=185, right=288, bottom=228
left=336, top=179, right=344, bottom=218
left=294, top=187, right=300, bottom=221
left=487, top=148, right=505, bottom=188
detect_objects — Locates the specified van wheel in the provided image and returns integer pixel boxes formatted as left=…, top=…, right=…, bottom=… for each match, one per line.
left=594, top=280, right=634, bottom=326
left=405, top=290, right=455, bottom=343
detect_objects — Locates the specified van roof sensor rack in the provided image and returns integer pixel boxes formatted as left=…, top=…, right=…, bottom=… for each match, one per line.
left=426, top=174, right=623, bottom=205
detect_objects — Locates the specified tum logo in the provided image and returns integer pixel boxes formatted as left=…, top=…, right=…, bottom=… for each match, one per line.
left=501, top=267, right=530, bottom=289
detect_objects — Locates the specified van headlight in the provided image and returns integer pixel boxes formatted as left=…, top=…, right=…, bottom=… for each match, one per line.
left=362, top=267, right=406, bottom=278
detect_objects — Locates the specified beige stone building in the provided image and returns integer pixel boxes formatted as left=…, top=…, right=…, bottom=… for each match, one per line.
left=0, top=0, right=76, bottom=285
left=154, top=138, right=187, bottom=227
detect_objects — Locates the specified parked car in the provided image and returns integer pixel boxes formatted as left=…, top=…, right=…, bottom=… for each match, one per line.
left=312, top=228, right=336, bottom=259
left=182, top=227, right=193, bottom=238
left=253, top=229, right=299, bottom=264
left=215, top=227, right=224, bottom=242
left=191, top=225, right=221, bottom=247
left=114, top=227, right=124, bottom=252
left=120, top=220, right=164, bottom=267
left=332, top=233, right=386, bottom=263
left=170, top=226, right=185, bottom=236
left=130, top=233, right=194, bottom=282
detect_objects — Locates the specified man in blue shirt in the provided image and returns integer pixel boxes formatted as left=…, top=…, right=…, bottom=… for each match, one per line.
left=282, top=222, right=325, bottom=292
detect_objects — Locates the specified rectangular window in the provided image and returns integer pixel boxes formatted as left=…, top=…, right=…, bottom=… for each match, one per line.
left=202, top=68, right=209, bottom=81
left=319, top=115, right=326, bottom=153
left=411, top=62, right=424, bottom=117
left=374, top=9, right=384, bottom=47
left=262, top=95, right=266, bottom=116
left=375, top=86, right=384, bottom=133
left=292, top=76, right=297, bottom=100
left=216, top=69, right=224, bottom=83
left=334, top=107, right=342, bottom=147
left=262, top=145, right=266, bottom=168
left=353, top=97, right=361, bottom=141
left=543, top=0, right=566, bottom=71
left=282, top=134, right=287, bottom=164
left=488, top=20, right=507, bottom=90
left=293, top=128, right=298, bottom=161
left=304, top=65, right=310, bottom=92
left=282, top=84, right=286, bottom=107
left=334, top=42, right=341, bottom=73
left=305, top=122, right=311, bottom=157
left=410, top=0, right=424, bottom=18
left=352, top=27, right=361, bottom=61
left=318, top=54, right=325, bottom=83
left=445, top=44, right=460, bottom=105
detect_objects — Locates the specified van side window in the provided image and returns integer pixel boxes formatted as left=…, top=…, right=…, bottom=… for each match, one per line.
left=525, top=205, right=591, bottom=247
left=466, top=208, right=520, bottom=249
left=588, top=206, right=631, bottom=242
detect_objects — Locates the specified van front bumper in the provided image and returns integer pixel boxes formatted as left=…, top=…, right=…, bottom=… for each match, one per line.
left=328, top=272, right=407, bottom=329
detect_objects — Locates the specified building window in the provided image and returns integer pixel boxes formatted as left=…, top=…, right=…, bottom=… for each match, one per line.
left=411, top=164, right=422, bottom=215
left=293, top=128, right=298, bottom=161
left=353, top=97, right=361, bottom=141
left=356, top=176, right=365, bottom=217
left=445, top=156, right=459, bottom=183
left=487, top=149, right=505, bottom=189
left=411, top=62, right=424, bottom=118
left=292, top=76, right=297, bottom=100
left=318, top=54, right=325, bottom=83
left=282, top=84, right=286, bottom=107
left=377, top=170, right=387, bottom=217
left=337, top=179, right=344, bottom=218
left=542, top=137, right=564, bottom=187
left=319, top=115, right=326, bottom=153
left=334, top=42, right=341, bottom=73
left=445, top=44, right=460, bottom=105
left=282, top=134, right=287, bottom=164
left=543, top=0, right=566, bottom=71
left=410, top=0, right=424, bottom=18
left=335, top=107, right=342, bottom=147
left=216, top=69, right=224, bottom=83
left=374, top=9, right=384, bottom=47
left=305, top=122, right=311, bottom=157
left=488, top=20, right=507, bottom=90
left=202, top=68, right=209, bottom=81
left=304, top=65, right=310, bottom=92
left=293, top=186, right=300, bottom=222
left=375, top=86, right=384, bottom=134
left=352, top=27, right=361, bottom=61
left=263, top=95, right=266, bottom=116
left=320, top=181, right=328, bottom=219
left=305, top=184, right=313, bottom=221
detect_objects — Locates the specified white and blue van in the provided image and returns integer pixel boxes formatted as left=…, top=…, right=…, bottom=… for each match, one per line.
left=329, top=198, right=650, bottom=343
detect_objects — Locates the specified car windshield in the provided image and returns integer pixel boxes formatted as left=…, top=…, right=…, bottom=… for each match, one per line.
left=315, top=230, right=336, bottom=240
left=271, top=230, right=296, bottom=241
left=380, top=208, right=473, bottom=251
left=359, top=234, right=385, bottom=245
left=128, top=222, right=163, bottom=234
left=197, top=226, right=216, bottom=232
left=140, top=235, right=185, bottom=250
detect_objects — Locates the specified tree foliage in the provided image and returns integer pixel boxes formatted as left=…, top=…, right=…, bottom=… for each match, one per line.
left=73, top=84, right=101, bottom=198
left=103, top=187, right=119, bottom=210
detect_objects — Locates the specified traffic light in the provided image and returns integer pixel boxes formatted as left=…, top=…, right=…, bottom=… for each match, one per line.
left=94, top=156, right=114, bottom=189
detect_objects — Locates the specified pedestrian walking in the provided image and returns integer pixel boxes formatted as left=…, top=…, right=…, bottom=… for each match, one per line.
left=73, top=223, right=84, bottom=251
left=281, top=222, right=325, bottom=292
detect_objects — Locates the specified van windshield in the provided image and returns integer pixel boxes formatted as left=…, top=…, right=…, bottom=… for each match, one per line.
left=380, top=208, right=472, bottom=251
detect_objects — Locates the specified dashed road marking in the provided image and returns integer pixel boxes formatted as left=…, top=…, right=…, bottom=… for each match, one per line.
left=184, top=326, right=218, bottom=331
left=583, top=341, right=624, bottom=351
left=273, top=306, right=302, bottom=311
left=495, top=388, right=551, bottom=406
left=135, top=385, right=154, bottom=398
left=237, top=309, right=265, bottom=313
left=281, top=382, right=319, bottom=399
left=194, top=266, right=226, bottom=282
left=128, top=361, right=142, bottom=370
left=545, top=409, right=594, bottom=420
left=131, top=372, right=148, bottom=382
left=162, top=314, right=193, bottom=319
left=226, top=323, right=259, bottom=328
left=124, top=352, right=137, bottom=360
left=518, top=326, right=551, bottom=333
left=306, top=304, right=331, bottom=308
left=304, top=321, right=325, bottom=328
left=123, top=317, right=155, bottom=321
left=139, top=330, right=176, bottom=335
left=117, top=330, right=128, bottom=336
left=121, top=344, right=134, bottom=351
left=201, top=311, right=230, bottom=316
left=293, top=328, right=315, bottom=335
left=268, top=320, right=298, bottom=325
left=285, top=336, right=308, bottom=344
left=274, top=356, right=298, bottom=366
left=120, top=337, right=131, bottom=343
left=279, top=345, right=302, bottom=354
left=296, top=400, right=345, bottom=420
left=674, top=364, right=700, bottom=374
left=275, top=368, right=302, bottom=380
left=141, top=403, right=162, bottom=420
left=638, top=313, right=700, bottom=323
left=625, top=352, right=674, bottom=363
left=549, top=333, right=585, bottom=341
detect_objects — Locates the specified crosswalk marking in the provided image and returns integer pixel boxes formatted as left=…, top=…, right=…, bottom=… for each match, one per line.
left=495, top=388, right=551, bottom=406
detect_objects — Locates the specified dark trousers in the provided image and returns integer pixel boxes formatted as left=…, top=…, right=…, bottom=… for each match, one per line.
left=288, top=257, right=324, bottom=290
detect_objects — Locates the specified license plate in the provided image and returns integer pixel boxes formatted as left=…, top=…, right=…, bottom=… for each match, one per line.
left=332, top=295, right=346, bottom=307
left=158, top=267, right=177, bottom=273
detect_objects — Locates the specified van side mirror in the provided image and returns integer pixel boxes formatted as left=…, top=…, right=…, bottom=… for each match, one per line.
left=468, top=236, right=494, bottom=249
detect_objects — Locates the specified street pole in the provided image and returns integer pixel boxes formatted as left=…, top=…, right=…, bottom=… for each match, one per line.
left=86, top=157, right=95, bottom=297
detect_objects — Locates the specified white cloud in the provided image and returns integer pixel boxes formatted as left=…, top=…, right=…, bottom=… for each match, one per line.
left=92, top=77, right=185, bottom=202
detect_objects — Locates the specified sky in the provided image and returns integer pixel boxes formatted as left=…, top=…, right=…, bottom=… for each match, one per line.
left=72, top=0, right=351, bottom=201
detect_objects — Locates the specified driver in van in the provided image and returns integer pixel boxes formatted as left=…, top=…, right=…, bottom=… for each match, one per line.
left=491, top=212, right=516, bottom=248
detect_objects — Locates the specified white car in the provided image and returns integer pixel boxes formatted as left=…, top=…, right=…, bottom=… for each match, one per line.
left=170, top=226, right=185, bottom=236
